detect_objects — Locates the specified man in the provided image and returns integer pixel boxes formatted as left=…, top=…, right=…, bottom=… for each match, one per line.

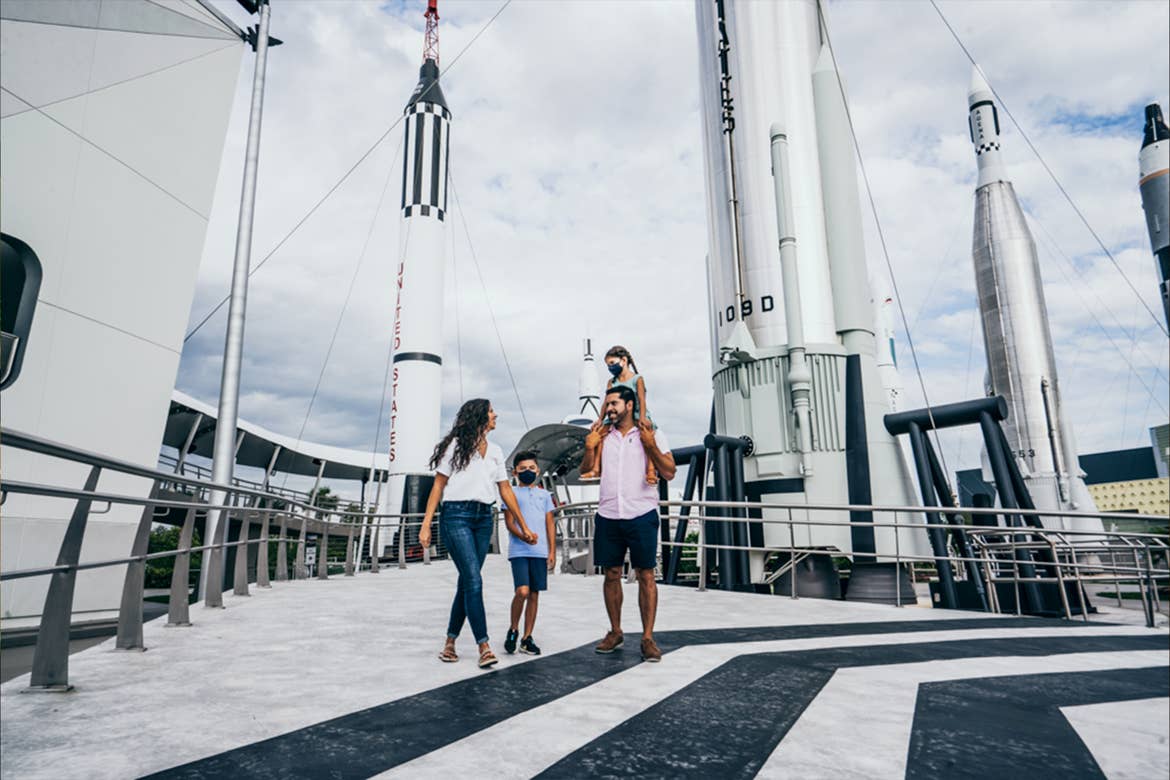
left=579, top=384, right=676, bottom=662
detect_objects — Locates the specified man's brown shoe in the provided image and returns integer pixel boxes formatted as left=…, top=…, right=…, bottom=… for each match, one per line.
left=595, top=630, right=624, bottom=653
left=640, top=636, right=662, bottom=662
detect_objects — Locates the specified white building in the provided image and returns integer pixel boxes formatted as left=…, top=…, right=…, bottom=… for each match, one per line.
left=1, top=0, right=245, bottom=628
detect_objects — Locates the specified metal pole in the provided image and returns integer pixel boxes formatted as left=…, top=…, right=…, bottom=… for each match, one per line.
left=199, top=0, right=272, bottom=601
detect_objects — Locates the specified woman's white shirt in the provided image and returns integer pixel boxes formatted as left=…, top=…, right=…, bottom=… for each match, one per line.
left=436, top=440, right=508, bottom=504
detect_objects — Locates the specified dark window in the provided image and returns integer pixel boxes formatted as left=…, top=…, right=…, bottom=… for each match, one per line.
left=1, top=232, right=42, bottom=390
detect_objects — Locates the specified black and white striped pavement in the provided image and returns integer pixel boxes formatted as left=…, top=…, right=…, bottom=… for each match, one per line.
left=2, top=557, right=1166, bottom=779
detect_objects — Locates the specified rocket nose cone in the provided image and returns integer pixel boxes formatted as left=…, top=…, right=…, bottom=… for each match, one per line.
left=968, top=65, right=992, bottom=104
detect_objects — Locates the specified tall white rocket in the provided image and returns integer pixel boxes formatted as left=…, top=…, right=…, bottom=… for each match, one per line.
left=967, top=67, right=1099, bottom=529
left=383, top=0, right=451, bottom=551
left=694, top=0, right=924, bottom=572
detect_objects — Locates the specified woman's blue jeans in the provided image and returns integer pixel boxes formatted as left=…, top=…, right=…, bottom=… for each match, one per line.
left=440, top=501, right=494, bottom=645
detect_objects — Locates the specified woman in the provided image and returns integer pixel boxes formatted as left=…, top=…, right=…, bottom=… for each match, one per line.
left=419, top=399, right=536, bottom=669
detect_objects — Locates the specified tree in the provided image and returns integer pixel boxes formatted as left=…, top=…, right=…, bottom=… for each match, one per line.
left=309, top=486, right=339, bottom=510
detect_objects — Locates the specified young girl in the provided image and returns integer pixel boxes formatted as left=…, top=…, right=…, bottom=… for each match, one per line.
left=581, top=345, right=658, bottom=484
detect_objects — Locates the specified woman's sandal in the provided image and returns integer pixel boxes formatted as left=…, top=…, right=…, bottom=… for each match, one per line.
left=478, top=649, right=499, bottom=669
left=438, top=645, right=459, bottom=663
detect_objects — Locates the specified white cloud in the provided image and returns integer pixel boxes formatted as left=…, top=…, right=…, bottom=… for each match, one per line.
left=178, top=0, right=1169, bottom=494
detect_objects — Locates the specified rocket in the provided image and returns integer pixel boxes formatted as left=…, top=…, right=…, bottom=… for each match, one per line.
left=694, top=0, right=925, bottom=581
left=382, top=0, right=451, bottom=554
left=1138, top=103, right=1169, bottom=329
left=561, top=338, right=601, bottom=427
left=966, top=67, right=1100, bottom=529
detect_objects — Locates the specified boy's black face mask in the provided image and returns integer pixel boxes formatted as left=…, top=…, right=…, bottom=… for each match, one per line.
left=518, top=470, right=538, bottom=485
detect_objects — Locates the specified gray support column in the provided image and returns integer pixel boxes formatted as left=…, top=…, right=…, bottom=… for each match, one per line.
left=202, top=0, right=272, bottom=600
left=29, top=466, right=101, bottom=691
left=256, top=509, right=271, bottom=587
left=176, top=413, right=204, bottom=475
left=167, top=507, right=197, bottom=626
left=275, top=514, right=289, bottom=581
left=116, top=481, right=162, bottom=650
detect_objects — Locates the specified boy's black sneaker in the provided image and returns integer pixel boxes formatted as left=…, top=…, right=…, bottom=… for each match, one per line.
left=504, top=628, right=519, bottom=654
left=519, top=636, right=542, bottom=655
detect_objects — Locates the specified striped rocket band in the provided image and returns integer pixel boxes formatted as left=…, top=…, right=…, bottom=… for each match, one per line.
left=401, top=102, right=451, bottom=220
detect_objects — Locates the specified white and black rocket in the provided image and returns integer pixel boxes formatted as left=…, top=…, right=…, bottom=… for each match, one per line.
left=381, top=48, right=451, bottom=553
left=1139, top=103, right=1169, bottom=329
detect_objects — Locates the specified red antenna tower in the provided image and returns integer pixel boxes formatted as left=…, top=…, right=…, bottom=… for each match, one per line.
left=423, top=0, right=440, bottom=65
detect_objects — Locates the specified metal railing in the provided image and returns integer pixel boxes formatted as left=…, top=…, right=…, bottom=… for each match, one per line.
left=0, top=428, right=451, bottom=692
left=551, top=499, right=1168, bottom=626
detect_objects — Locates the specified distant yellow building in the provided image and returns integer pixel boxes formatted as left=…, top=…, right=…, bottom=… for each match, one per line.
left=1089, top=478, right=1169, bottom=519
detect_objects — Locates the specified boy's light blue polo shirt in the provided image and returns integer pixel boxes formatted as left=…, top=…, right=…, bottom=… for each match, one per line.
left=508, top=486, right=554, bottom=559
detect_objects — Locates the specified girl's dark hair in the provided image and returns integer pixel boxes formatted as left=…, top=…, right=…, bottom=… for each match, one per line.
left=429, top=398, right=491, bottom=473
left=605, top=345, right=638, bottom=374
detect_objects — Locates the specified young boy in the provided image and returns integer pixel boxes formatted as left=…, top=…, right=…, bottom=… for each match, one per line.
left=503, top=450, right=556, bottom=655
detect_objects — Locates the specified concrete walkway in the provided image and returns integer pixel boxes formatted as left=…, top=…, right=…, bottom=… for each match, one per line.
left=2, top=556, right=1166, bottom=779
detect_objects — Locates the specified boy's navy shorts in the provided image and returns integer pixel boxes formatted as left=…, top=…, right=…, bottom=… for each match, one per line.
left=593, top=509, right=659, bottom=570
left=510, top=557, right=548, bottom=592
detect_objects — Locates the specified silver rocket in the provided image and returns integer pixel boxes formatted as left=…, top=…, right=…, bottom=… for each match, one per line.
left=967, top=67, right=1100, bottom=529
left=1138, top=103, right=1169, bottom=329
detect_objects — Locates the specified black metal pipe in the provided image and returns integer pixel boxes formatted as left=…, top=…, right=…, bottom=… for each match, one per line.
left=729, top=445, right=751, bottom=590
left=979, top=411, right=1045, bottom=613
left=922, top=435, right=988, bottom=611
left=884, top=396, right=1008, bottom=435
left=906, top=421, right=959, bottom=609
left=665, top=451, right=704, bottom=585
left=703, top=433, right=751, bottom=451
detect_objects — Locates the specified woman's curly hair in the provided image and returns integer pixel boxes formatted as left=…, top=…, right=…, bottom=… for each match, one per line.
left=429, top=398, right=491, bottom=473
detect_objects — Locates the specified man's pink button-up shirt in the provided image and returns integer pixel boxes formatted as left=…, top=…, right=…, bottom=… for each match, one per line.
left=597, top=425, right=670, bottom=519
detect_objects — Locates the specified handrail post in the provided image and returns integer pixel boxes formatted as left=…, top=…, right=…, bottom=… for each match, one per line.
left=167, top=507, right=197, bottom=626
left=316, top=511, right=329, bottom=580
left=256, top=510, right=271, bottom=588
left=788, top=509, right=797, bottom=600
left=1048, top=537, right=1072, bottom=620
left=29, top=465, right=102, bottom=691
left=233, top=507, right=251, bottom=596
left=893, top=509, right=903, bottom=608
left=344, top=518, right=355, bottom=576
left=275, top=513, right=289, bottom=581
left=697, top=513, right=707, bottom=593
left=398, top=516, right=407, bottom=569
left=294, top=512, right=308, bottom=579
left=116, top=480, right=162, bottom=650
left=203, top=491, right=233, bottom=608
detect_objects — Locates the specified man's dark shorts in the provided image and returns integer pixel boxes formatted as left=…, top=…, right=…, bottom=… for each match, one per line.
left=510, top=557, right=548, bottom=592
left=593, top=509, right=659, bottom=570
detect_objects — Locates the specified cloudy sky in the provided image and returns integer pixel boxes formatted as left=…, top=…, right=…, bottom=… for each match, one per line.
left=178, top=0, right=1169, bottom=494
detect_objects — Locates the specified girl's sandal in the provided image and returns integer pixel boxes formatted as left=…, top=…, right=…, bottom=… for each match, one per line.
left=438, top=645, right=459, bottom=663
left=478, top=649, right=499, bottom=669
